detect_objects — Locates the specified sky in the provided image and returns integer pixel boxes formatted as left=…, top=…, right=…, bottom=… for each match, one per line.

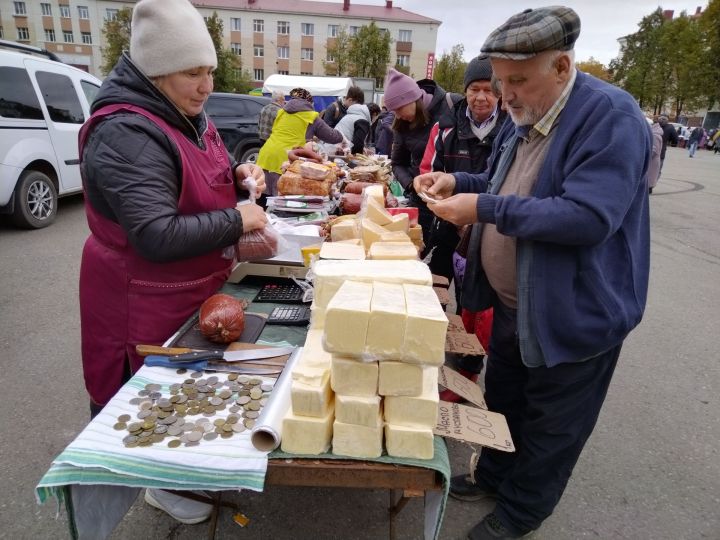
left=325, top=0, right=710, bottom=65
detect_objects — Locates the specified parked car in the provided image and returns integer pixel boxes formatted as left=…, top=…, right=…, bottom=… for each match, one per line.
left=0, top=40, right=102, bottom=228
left=205, top=92, right=270, bottom=164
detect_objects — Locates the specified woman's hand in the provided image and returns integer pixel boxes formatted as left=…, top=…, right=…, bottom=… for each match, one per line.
left=235, top=163, right=266, bottom=198
left=235, top=203, right=268, bottom=232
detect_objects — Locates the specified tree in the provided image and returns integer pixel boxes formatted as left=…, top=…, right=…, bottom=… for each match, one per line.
left=100, top=7, right=132, bottom=76
left=324, top=26, right=352, bottom=76
left=348, top=22, right=392, bottom=86
left=576, top=57, right=610, bottom=81
left=698, top=0, right=720, bottom=108
left=433, top=44, right=466, bottom=93
left=610, top=9, right=668, bottom=112
left=205, top=12, right=253, bottom=93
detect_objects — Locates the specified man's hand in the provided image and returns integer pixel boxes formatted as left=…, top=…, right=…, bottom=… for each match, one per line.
left=235, top=203, right=268, bottom=232
left=413, top=172, right=456, bottom=200
left=235, top=163, right=266, bottom=198
left=428, top=193, right=480, bottom=226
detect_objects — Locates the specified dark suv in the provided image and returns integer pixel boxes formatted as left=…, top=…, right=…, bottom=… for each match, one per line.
left=205, top=93, right=270, bottom=164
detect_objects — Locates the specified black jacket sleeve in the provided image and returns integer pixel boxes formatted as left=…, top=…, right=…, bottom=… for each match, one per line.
left=391, top=131, right=414, bottom=188
left=352, top=120, right=370, bottom=154
left=81, top=114, right=244, bottom=263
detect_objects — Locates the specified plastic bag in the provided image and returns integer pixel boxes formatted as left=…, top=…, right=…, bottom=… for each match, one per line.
left=234, top=177, right=289, bottom=261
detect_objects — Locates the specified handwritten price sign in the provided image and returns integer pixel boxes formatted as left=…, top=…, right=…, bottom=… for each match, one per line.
left=434, top=401, right=515, bottom=452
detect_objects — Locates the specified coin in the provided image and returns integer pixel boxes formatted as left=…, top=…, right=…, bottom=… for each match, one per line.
left=227, top=373, right=238, bottom=381
left=237, top=375, right=250, bottom=384
left=221, top=431, right=233, bottom=439
left=260, top=383, right=274, bottom=392
left=167, top=425, right=183, bottom=436
left=226, top=414, right=239, bottom=424
left=213, top=418, right=226, bottom=427
left=190, top=371, right=203, bottom=378
left=249, top=378, right=262, bottom=385
left=243, top=419, right=255, bottom=429
left=206, top=376, right=219, bottom=385
left=231, top=423, right=245, bottom=433
left=203, top=432, right=218, bottom=441
left=243, top=411, right=259, bottom=419
left=113, top=422, right=127, bottom=431
left=117, top=414, right=131, bottom=423
left=167, top=439, right=181, bottom=448
left=176, top=368, right=187, bottom=375
left=236, top=395, right=251, bottom=405
left=186, top=431, right=203, bottom=442
left=249, top=388, right=262, bottom=400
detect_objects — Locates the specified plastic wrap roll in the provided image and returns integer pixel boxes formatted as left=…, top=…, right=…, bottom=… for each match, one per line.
left=251, top=347, right=302, bottom=451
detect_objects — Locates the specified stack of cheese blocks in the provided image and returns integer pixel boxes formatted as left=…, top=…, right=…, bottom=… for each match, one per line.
left=328, top=184, right=423, bottom=259
left=281, top=260, right=447, bottom=460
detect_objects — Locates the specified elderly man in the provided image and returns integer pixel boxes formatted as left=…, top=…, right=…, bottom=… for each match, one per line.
left=258, top=90, right=285, bottom=144
left=414, top=7, right=651, bottom=539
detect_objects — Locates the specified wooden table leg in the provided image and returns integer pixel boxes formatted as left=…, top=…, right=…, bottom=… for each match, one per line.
left=388, top=489, right=425, bottom=540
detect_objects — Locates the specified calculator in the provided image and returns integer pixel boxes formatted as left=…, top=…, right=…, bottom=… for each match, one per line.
left=254, top=282, right=306, bottom=303
left=266, top=306, right=312, bottom=326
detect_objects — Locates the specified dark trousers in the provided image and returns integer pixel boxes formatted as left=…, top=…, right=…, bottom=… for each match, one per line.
left=476, top=301, right=621, bottom=534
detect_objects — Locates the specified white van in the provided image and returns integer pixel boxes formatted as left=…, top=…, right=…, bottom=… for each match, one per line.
left=0, top=40, right=102, bottom=228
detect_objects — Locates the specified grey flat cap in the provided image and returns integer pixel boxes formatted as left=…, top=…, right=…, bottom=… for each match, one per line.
left=481, top=6, right=580, bottom=60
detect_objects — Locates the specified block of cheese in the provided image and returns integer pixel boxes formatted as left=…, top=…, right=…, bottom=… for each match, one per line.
left=363, top=184, right=385, bottom=207
left=320, top=242, right=366, bottom=260
left=281, top=402, right=335, bottom=455
left=335, top=394, right=382, bottom=427
left=402, top=284, right=448, bottom=365
left=408, top=225, right=423, bottom=241
left=295, top=328, right=332, bottom=370
left=387, top=207, right=419, bottom=227
left=361, top=219, right=387, bottom=250
left=385, top=424, right=434, bottom=459
left=335, top=238, right=363, bottom=246
left=379, top=230, right=412, bottom=243
left=312, top=260, right=433, bottom=309
left=331, top=356, right=378, bottom=396
left=332, top=417, right=383, bottom=458
left=384, top=213, right=409, bottom=233
left=309, top=304, right=326, bottom=329
left=323, top=280, right=372, bottom=356
left=378, top=362, right=430, bottom=396
left=366, top=198, right=393, bottom=226
left=366, top=282, right=406, bottom=359
left=291, top=376, right=333, bottom=417
left=369, top=242, right=418, bottom=260
left=383, top=366, right=439, bottom=427
left=330, top=219, right=360, bottom=242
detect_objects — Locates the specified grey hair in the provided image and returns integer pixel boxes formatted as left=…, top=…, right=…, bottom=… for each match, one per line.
left=272, top=90, right=285, bottom=102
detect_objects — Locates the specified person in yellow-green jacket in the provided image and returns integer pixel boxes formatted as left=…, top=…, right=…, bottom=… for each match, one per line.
left=257, top=87, right=343, bottom=196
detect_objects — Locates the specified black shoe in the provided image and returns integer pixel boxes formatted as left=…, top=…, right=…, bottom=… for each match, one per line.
left=468, top=512, right=535, bottom=539
left=449, top=474, right=497, bottom=502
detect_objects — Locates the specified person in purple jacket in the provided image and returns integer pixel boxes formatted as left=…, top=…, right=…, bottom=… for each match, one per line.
left=414, top=6, right=651, bottom=539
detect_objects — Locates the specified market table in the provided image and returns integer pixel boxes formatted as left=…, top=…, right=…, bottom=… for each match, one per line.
left=36, top=277, right=450, bottom=540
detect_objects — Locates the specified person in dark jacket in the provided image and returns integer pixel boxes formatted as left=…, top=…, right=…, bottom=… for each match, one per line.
left=375, top=107, right=395, bottom=155
left=366, top=102, right=381, bottom=148
left=687, top=126, right=703, bottom=157
left=383, top=68, right=460, bottom=253
left=658, top=115, right=678, bottom=177
left=415, top=7, right=651, bottom=538
left=256, top=87, right=343, bottom=195
left=320, top=96, right=347, bottom=128
left=78, top=0, right=268, bottom=524
left=419, top=54, right=508, bottom=401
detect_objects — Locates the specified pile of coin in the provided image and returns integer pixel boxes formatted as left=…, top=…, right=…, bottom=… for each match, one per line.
left=115, top=370, right=274, bottom=448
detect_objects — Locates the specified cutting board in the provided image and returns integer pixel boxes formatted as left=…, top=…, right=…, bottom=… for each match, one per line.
left=169, top=312, right=267, bottom=351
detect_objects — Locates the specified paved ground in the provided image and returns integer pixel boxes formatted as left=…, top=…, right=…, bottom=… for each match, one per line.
left=0, top=146, right=718, bottom=540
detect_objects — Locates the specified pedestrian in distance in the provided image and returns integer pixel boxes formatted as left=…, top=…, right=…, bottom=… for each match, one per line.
left=374, top=105, right=395, bottom=156
left=414, top=6, right=652, bottom=539
left=657, top=115, right=678, bottom=178
left=78, top=0, right=268, bottom=524
left=688, top=126, right=703, bottom=158
left=258, top=90, right=285, bottom=144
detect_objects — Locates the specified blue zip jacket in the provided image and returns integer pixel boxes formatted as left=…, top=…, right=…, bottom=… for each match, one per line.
left=453, top=71, right=651, bottom=366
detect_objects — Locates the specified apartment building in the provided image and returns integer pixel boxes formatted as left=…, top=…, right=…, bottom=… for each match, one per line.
left=0, top=0, right=440, bottom=85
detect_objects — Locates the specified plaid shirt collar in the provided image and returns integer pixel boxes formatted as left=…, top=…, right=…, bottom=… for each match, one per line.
left=466, top=103, right=498, bottom=130
left=531, top=68, right=577, bottom=138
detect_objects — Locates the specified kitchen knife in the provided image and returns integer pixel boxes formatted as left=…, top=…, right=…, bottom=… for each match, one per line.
left=144, top=354, right=283, bottom=375
left=167, top=346, right=296, bottom=364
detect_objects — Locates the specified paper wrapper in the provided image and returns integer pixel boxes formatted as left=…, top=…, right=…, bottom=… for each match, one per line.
left=251, top=347, right=302, bottom=451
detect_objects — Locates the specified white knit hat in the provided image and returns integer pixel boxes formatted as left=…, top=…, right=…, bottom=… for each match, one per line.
left=130, top=0, right=217, bottom=77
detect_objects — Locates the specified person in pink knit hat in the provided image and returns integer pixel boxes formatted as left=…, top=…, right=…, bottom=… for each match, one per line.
left=382, top=68, right=460, bottom=269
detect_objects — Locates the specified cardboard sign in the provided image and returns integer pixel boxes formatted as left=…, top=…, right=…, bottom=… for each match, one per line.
left=445, top=331, right=485, bottom=356
left=434, top=286, right=451, bottom=306
left=438, top=365, right=486, bottom=409
left=445, top=313, right=466, bottom=333
left=434, top=401, right=515, bottom=452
